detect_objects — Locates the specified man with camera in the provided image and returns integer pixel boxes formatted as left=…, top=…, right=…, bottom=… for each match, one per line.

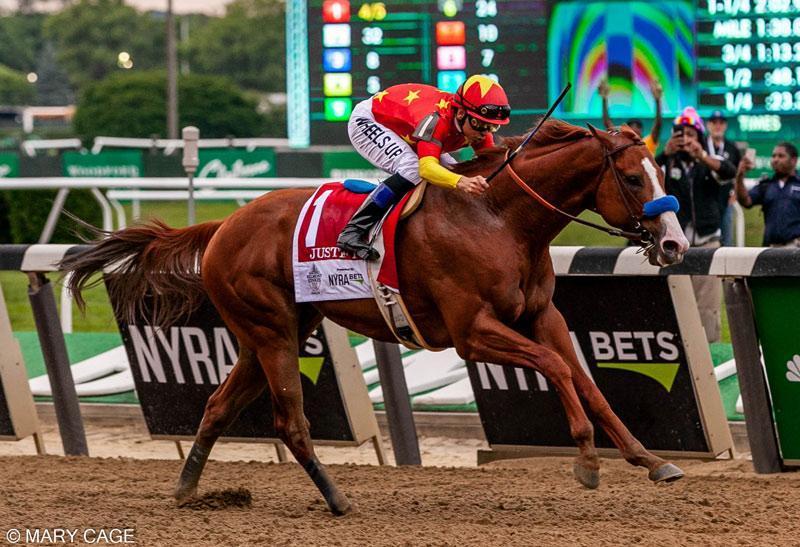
left=656, top=107, right=736, bottom=343
left=735, top=142, right=800, bottom=248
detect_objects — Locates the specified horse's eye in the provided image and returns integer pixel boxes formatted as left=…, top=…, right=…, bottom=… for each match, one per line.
left=626, top=175, right=643, bottom=187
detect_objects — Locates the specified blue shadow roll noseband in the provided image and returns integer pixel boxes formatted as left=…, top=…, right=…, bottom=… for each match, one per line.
left=642, top=195, right=680, bottom=218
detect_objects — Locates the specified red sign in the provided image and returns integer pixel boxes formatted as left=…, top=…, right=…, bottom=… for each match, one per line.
left=323, top=0, right=351, bottom=23
left=435, top=21, right=465, bottom=45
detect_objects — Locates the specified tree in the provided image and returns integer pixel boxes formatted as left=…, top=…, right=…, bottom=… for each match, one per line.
left=184, top=0, right=285, bottom=92
left=0, top=64, right=35, bottom=105
left=35, top=41, right=74, bottom=106
left=0, top=12, right=46, bottom=73
left=44, top=0, right=165, bottom=89
left=73, top=70, right=267, bottom=142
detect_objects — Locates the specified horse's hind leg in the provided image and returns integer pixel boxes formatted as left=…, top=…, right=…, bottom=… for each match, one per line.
left=533, top=303, right=684, bottom=483
left=174, top=345, right=266, bottom=502
left=256, top=332, right=352, bottom=516
left=174, top=308, right=327, bottom=503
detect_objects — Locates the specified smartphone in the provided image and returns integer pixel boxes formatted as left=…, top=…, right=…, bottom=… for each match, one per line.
left=745, top=148, right=756, bottom=162
left=672, top=127, right=685, bottom=147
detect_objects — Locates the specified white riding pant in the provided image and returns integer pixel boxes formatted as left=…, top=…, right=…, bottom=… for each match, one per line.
left=347, top=99, right=456, bottom=185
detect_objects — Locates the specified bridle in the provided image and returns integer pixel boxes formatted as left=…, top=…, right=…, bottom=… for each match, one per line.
left=501, top=135, right=657, bottom=247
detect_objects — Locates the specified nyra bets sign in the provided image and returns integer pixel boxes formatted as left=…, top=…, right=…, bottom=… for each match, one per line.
left=468, top=276, right=711, bottom=453
left=108, top=279, right=355, bottom=441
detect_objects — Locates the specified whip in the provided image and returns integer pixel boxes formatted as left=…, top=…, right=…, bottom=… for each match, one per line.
left=486, top=82, right=572, bottom=183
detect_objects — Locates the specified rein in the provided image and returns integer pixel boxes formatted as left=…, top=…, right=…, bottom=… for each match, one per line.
left=502, top=139, right=649, bottom=240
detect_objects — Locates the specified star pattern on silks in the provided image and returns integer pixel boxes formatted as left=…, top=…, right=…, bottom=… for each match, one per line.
left=373, top=90, right=389, bottom=102
left=436, top=98, right=450, bottom=111
left=403, top=89, right=421, bottom=105
left=401, top=134, right=415, bottom=145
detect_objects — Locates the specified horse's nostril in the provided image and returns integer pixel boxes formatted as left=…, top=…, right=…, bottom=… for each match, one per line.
left=661, top=239, right=679, bottom=255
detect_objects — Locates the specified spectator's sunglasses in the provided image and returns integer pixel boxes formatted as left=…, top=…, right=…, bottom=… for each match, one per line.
left=467, top=116, right=500, bottom=133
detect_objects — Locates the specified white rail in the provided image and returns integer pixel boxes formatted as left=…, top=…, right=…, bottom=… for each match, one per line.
left=0, top=177, right=329, bottom=190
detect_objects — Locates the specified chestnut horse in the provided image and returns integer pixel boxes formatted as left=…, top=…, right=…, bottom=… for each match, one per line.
left=62, top=121, right=689, bottom=515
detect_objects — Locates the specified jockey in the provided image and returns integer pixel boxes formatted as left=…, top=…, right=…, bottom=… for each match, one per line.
left=337, top=74, right=511, bottom=260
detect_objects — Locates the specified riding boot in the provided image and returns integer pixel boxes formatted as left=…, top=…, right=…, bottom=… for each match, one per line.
left=337, top=173, right=414, bottom=261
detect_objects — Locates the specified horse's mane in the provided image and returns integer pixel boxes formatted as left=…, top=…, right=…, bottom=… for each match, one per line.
left=453, top=119, right=591, bottom=175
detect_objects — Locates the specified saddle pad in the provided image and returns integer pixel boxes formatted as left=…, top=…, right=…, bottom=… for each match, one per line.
left=293, top=182, right=407, bottom=302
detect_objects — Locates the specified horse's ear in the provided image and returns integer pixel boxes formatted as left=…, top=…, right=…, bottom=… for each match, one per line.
left=587, top=123, right=613, bottom=150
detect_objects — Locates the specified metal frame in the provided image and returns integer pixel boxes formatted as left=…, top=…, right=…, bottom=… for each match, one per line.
left=723, top=278, right=783, bottom=473
left=25, top=273, right=88, bottom=456
left=668, top=275, right=734, bottom=457
left=0, top=280, right=46, bottom=454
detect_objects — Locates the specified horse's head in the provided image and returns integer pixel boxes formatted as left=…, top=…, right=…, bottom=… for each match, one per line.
left=588, top=124, right=689, bottom=266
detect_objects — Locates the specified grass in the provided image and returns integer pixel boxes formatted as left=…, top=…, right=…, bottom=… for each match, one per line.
left=2, top=200, right=767, bottom=341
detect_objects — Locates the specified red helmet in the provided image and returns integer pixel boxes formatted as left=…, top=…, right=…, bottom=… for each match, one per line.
left=453, top=75, right=511, bottom=125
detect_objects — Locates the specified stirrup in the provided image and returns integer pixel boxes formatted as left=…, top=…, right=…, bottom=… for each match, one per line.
left=338, top=238, right=380, bottom=261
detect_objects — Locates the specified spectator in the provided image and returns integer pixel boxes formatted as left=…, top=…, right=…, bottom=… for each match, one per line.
left=706, top=110, right=741, bottom=246
left=735, top=142, right=800, bottom=247
left=656, top=107, right=737, bottom=343
left=599, top=78, right=663, bottom=155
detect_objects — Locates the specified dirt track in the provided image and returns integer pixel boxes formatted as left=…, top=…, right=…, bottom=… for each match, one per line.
left=1, top=455, right=799, bottom=546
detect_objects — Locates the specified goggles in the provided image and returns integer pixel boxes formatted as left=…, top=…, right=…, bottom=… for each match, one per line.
left=474, top=104, right=511, bottom=121
left=467, top=116, right=500, bottom=133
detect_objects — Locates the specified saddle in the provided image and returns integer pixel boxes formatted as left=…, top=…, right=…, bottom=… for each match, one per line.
left=400, top=180, right=427, bottom=219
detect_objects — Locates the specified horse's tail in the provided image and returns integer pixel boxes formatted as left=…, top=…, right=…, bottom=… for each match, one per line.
left=59, top=218, right=223, bottom=327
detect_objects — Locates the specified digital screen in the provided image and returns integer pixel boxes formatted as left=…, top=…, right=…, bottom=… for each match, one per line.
left=697, top=0, right=800, bottom=132
left=308, top=0, right=551, bottom=143
left=548, top=2, right=695, bottom=115
left=300, top=0, right=800, bottom=145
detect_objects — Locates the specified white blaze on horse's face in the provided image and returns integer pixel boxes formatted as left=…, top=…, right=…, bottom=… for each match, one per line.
left=641, top=158, right=665, bottom=199
left=640, top=157, right=689, bottom=265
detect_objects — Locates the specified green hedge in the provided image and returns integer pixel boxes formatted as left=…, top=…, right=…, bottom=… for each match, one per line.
left=0, top=63, right=35, bottom=105
left=0, top=189, right=102, bottom=243
left=0, top=193, right=11, bottom=242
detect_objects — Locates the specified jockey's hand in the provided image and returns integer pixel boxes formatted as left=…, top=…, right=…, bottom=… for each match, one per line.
left=456, top=175, right=489, bottom=195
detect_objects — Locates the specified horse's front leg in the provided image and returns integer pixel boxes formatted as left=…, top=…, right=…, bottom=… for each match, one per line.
left=456, top=313, right=600, bottom=489
left=532, top=302, right=684, bottom=483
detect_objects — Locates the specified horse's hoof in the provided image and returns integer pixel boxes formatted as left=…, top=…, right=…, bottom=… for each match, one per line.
left=573, top=462, right=600, bottom=490
left=328, top=494, right=353, bottom=516
left=648, top=462, right=684, bottom=483
left=174, top=484, right=197, bottom=504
